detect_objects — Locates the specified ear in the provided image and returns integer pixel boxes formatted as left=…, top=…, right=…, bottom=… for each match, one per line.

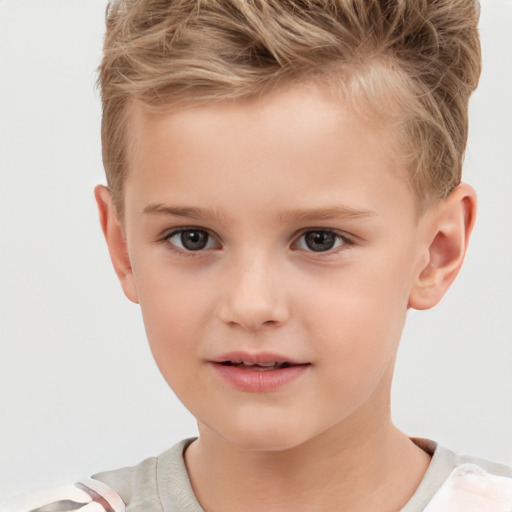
left=94, top=185, right=139, bottom=304
left=409, top=183, right=477, bottom=310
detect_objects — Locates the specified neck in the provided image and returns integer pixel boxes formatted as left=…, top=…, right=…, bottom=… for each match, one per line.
left=185, top=410, right=430, bottom=512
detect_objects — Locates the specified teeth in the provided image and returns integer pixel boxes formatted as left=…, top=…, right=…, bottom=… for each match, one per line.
left=221, top=360, right=295, bottom=369
left=239, top=361, right=278, bottom=367
left=242, top=361, right=286, bottom=369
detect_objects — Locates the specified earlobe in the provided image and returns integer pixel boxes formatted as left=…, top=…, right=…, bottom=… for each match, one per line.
left=409, top=183, right=477, bottom=310
left=94, top=185, right=139, bottom=304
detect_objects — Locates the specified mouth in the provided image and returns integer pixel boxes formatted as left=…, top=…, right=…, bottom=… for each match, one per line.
left=212, top=352, right=309, bottom=369
left=219, top=360, right=294, bottom=371
left=210, top=352, right=310, bottom=392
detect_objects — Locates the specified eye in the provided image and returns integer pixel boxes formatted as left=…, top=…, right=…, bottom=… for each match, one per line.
left=295, top=230, right=348, bottom=253
left=166, top=229, right=218, bottom=252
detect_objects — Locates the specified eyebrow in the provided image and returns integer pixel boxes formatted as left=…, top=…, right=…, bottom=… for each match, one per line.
left=143, top=203, right=230, bottom=224
left=278, top=206, right=376, bottom=223
left=144, top=202, right=376, bottom=224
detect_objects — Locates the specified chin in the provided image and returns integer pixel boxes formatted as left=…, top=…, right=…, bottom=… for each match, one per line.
left=205, top=415, right=317, bottom=453
left=225, top=434, right=306, bottom=453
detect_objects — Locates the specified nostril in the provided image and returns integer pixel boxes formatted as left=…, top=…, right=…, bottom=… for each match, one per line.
left=217, top=288, right=290, bottom=330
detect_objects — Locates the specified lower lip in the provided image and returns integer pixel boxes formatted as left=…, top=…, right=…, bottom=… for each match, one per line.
left=209, top=363, right=310, bottom=393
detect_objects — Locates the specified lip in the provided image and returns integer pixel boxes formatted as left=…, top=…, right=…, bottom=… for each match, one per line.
left=209, top=351, right=311, bottom=393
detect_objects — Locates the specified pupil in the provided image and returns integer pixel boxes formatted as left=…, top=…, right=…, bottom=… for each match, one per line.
left=181, top=230, right=208, bottom=250
left=305, top=231, right=335, bottom=252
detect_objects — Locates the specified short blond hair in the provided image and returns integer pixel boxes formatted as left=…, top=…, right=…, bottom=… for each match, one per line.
left=99, top=0, right=481, bottom=215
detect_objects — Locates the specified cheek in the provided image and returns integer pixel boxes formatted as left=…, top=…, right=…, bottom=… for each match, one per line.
left=302, top=293, right=404, bottom=417
left=297, top=256, right=411, bottom=376
left=305, top=292, right=404, bottom=365
left=132, top=260, right=215, bottom=375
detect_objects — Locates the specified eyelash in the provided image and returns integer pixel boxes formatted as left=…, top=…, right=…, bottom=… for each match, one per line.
left=160, top=227, right=354, bottom=257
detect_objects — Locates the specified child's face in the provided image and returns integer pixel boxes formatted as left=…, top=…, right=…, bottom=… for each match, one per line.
left=119, top=83, right=430, bottom=451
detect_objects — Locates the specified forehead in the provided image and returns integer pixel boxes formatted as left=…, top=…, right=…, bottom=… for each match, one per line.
left=123, top=81, right=415, bottom=222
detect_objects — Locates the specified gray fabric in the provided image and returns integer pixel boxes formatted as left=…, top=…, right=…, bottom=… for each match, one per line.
left=401, top=438, right=512, bottom=512
left=93, top=438, right=512, bottom=512
left=400, top=439, right=454, bottom=512
left=93, top=440, right=200, bottom=512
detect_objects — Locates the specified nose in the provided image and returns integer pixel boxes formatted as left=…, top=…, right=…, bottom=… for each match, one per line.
left=217, top=256, right=290, bottom=331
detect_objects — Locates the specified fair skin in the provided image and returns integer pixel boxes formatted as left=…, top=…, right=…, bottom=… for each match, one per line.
left=96, top=82, right=476, bottom=512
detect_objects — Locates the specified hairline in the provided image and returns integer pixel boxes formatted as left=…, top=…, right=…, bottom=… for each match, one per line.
left=107, top=63, right=438, bottom=221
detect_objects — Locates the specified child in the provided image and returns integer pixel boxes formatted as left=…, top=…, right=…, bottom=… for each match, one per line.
left=4, top=0, right=512, bottom=511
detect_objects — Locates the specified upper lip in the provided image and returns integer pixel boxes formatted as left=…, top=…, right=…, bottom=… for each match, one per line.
left=211, top=351, right=309, bottom=365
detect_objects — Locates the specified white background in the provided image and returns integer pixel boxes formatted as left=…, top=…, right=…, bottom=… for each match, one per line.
left=1, top=0, right=511, bottom=499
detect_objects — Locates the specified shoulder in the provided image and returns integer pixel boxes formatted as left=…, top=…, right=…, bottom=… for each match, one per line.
left=1, top=478, right=126, bottom=512
left=403, top=438, right=512, bottom=512
left=424, top=455, right=512, bottom=512
left=1, top=439, right=196, bottom=512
